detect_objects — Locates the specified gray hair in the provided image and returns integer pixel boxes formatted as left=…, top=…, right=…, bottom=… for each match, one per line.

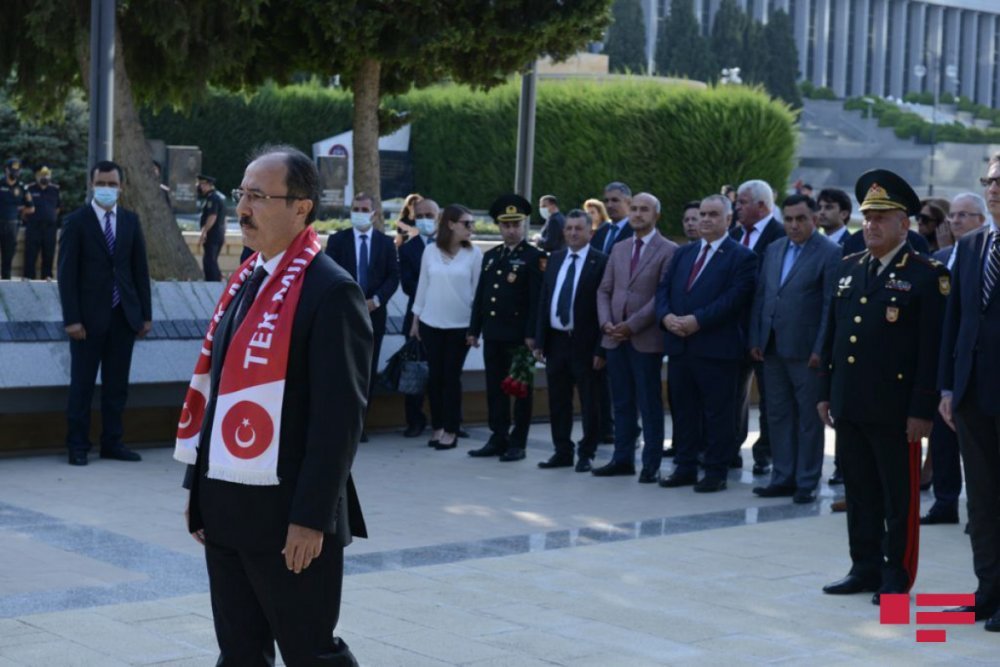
left=702, top=194, right=733, bottom=216
left=604, top=181, right=632, bottom=198
left=634, top=192, right=661, bottom=214
left=951, top=192, right=988, bottom=217
left=737, top=179, right=774, bottom=210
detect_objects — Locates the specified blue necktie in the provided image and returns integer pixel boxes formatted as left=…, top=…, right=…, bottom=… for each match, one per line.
left=358, top=234, right=369, bottom=295
left=556, top=253, right=578, bottom=327
left=603, top=224, right=619, bottom=254
left=780, top=243, right=801, bottom=285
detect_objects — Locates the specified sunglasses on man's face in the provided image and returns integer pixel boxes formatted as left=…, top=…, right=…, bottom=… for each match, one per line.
left=980, top=176, right=1000, bottom=188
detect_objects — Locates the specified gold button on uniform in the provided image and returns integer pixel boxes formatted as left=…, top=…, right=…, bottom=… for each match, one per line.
left=847, top=356, right=856, bottom=364
left=491, top=297, right=496, bottom=302
left=897, top=373, right=904, bottom=380
left=493, top=284, right=499, bottom=289
left=854, top=316, right=862, bottom=323
left=850, top=335, right=857, bottom=343
left=490, top=311, right=496, bottom=316
left=860, top=297, right=867, bottom=304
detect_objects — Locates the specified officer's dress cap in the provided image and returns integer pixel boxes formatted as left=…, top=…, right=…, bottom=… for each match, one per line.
left=855, top=169, right=920, bottom=216
left=4, top=158, right=20, bottom=170
left=196, top=173, right=216, bottom=184
left=490, top=194, right=531, bottom=223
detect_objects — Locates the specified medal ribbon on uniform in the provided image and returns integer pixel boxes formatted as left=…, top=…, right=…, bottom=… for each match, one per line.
left=173, top=226, right=322, bottom=485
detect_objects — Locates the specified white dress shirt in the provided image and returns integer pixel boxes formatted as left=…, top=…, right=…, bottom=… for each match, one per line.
left=688, top=234, right=728, bottom=286
left=412, top=244, right=483, bottom=329
left=252, top=249, right=286, bottom=293
left=549, top=245, right=590, bottom=331
left=826, top=226, right=849, bottom=245
left=738, top=217, right=771, bottom=249
left=91, top=201, right=118, bottom=238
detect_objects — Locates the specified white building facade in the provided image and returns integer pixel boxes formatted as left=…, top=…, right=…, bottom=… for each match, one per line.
left=647, top=0, right=1000, bottom=106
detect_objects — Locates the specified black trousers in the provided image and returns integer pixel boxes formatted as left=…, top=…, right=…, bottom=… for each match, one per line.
left=23, top=223, right=57, bottom=279
left=837, top=418, right=920, bottom=591
left=929, top=412, right=963, bottom=510
left=669, top=354, right=739, bottom=480
left=203, top=241, right=223, bottom=281
left=544, top=330, right=599, bottom=460
left=205, top=538, right=357, bottom=666
left=736, top=359, right=771, bottom=464
left=65, top=306, right=136, bottom=453
left=0, top=219, right=17, bottom=279
left=955, top=383, right=1000, bottom=603
left=420, top=324, right=469, bottom=433
left=483, top=339, right=533, bottom=448
left=596, top=367, right=614, bottom=439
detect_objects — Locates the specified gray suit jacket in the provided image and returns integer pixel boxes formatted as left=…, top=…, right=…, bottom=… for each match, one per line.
left=750, top=232, right=842, bottom=360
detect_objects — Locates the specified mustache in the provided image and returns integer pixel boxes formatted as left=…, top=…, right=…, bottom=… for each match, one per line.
left=239, top=215, right=256, bottom=229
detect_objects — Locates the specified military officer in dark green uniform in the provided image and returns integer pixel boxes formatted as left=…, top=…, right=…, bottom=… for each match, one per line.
left=467, top=194, right=546, bottom=462
left=0, top=158, right=34, bottom=279
left=819, top=169, right=949, bottom=606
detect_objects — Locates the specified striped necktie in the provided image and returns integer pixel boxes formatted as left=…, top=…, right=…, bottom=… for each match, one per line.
left=104, top=211, right=120, bottom=308
left=983, top=231, right=1000, bottom=309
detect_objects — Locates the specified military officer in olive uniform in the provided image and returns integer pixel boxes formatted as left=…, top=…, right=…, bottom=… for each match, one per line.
left=0, top=158, right=34, bottom=279
left=819, top=169, right=949, bottom=606
left=467, top=194, right=546, bottom=462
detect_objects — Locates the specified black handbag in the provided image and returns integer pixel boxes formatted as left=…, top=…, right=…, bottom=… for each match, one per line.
left=378, top=338, right=428, bottom=395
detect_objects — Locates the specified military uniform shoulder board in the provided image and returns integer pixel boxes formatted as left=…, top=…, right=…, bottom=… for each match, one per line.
left=939, top=275, right=951, bottom=296
left=538, top=256, right=547, bottom=271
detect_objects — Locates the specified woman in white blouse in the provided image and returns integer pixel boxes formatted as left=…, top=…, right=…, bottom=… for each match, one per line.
left=410, top=205, right=482, bottom=449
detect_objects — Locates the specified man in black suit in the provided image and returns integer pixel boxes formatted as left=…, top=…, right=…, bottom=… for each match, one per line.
left=536, top=194, right=565, bottom=252
left=326, top=192, right=400, bottom=440
left=57, top=160, right=152, bottom=466
left=534, top=210, right=608, bottom=472
left=939, top=159, right=1000, bottom=628
left=731, top=179, right=786, bottom=476
left=182, top=146, right=370, bottom=665
left=817, top=188, right=855, bottom=248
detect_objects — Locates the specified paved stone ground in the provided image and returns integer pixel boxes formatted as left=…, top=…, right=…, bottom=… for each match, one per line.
left=0, top=413, right=991, bottom=665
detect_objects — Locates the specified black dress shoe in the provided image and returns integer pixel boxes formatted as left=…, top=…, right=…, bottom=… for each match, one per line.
left=468, top=443, right=505, bottom=457
left=946, top=598, right=998, bottom=622
left=729, top=455, right=743, bottom=469
left=985, top=610, right=1000, bottom=632
left=403, top=423, right=425, bottom=438
left=872, top=589, right=906, bottom=606
left=68, top=451, right=88, bottom=466
left=693, top=477, right=727, bottom=493
left=591, top=461, right=635, bottom=477
left=499, top=448, right=526, bottom=462
left=822, top=575, right=878, bottom=595
left=99, top=446, right=141, bottom=462
left=575, top=459, right=592, bottom=473
left=793, top=489, right=818, bottom=504
left=638, top=467, right=660, bottom=484
left=659, top=472, right=697, bottom=487
left=753, top=485, right=795, bottom=498
left=920, top=510, right=959, bottom=525
left=663, top=446, right=675, bottom=457
left=538, top=455, right=573, bottom=469
left=752, top=463, right=771, bottom=476
left=434, top=437, right=458, bottom=450
left=828, top=469, right=844, bottom=485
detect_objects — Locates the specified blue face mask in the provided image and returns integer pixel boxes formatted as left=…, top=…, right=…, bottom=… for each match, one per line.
left=415, top=218, right=436, bottom=237
left=93, top=186, right=119, bottom=208
left=350, top=211, right=373, bottom=230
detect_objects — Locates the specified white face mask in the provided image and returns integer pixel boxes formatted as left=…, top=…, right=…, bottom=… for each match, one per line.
left=539, top=207, right=551, bottom=221
left=350, top=211, right=373, bottom=230
left=415, top=218, right=436, bottom=237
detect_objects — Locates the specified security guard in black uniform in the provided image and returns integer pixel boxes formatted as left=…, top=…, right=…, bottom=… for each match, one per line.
left=24, top=166, right=61, bottom=280
left=196, top=174, right=226, bottom=281
left=819, top=169, right=948, bottom=605
left=467, top=194, right=546, bottom=462
left=0, top=158, right=34, bottom=280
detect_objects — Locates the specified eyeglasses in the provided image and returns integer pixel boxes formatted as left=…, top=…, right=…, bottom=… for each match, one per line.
left=232, top=188, right=305, bottom=204
left=979, top=176, right=1000, bottom=188
left=455, top=218, right=474, bottom=229
left=948, top=211, right=984, bottom=221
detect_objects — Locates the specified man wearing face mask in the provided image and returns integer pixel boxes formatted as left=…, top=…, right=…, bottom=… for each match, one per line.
left=326, top=193, right=400, bottom=441
left=24, top=166, right=61, bottom=280
left=57, top=160, right=152, bottom=466
left=399, top=198, right=440, bottom=437
left=536, top=194, right=565, bottom=253
left=0, top=158, right=34, bottom=279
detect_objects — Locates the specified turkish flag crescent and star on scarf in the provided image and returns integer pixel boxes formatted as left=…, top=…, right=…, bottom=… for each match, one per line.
left=173, top=226, right=322, bottom=485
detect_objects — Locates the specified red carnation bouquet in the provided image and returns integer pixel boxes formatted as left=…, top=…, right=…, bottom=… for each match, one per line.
left=501, top=346, right=534, bottom=398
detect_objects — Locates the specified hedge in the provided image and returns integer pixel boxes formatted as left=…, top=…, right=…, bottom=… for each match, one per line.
left=142, top=79, right=797, bottom=235
left=844, top=95, right=1000, bottom=144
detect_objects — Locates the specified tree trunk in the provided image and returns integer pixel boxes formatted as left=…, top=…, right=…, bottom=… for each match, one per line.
left=110, top=28, right=201, bottom=280
left=353, top=58, right=382, bottom=230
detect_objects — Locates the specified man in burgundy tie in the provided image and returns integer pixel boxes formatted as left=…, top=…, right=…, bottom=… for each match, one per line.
left=657, top=195, right=757, bottom=492
left=594, top=193, right=678, bottom=483
left=58, top=160, right=152, bottom=466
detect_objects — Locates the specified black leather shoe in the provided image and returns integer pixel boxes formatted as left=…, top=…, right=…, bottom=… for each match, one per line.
left=693, top=477, right=727, bottom=493
left=575, top=458, right=592, bottom=473
left=68, top=451, right=88, bottom=466
left=499, top=448, right=525, bottom=462
left=985, top=610, right=1000, bottom=632
left=752, top=463, right=771, bottom=476
left=828, top=469, right=844, bottom=485
left=468, top=443, right=505, bottom=457
left=638, top=467, right=660, bottom=484
left=946, top=597, right=997, bottom=622
left=753, top=485, right=795, bottom=498
left=403, top=423, right=425, bottom=438
left=920, top=510, right=959, bottom=525
left=729, top=455, right=743, bottom=469
left=659, top=472, right=697, bottom=487
left=822, top=575, right=878, bottom=595
left=434, top=437, right=458, bottom=450
left=591, top=461, right=635, bottom=477
left=793, top=489, right=818, bottom=504
left=538, top=455, right=573, bottom=469
left=99, top=446, right=141, bottom=462
left=872, top=589, right=906, bottom=606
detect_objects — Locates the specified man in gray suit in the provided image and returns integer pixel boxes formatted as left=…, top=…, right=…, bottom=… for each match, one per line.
left=749, top=194, right=842, bottom=503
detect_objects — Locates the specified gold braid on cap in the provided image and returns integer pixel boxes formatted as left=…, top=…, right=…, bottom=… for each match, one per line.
left=859, top=182, right=907, bottom=212
left=496, top=204, right=526, bottom=223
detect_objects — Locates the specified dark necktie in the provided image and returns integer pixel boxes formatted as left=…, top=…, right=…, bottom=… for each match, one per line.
left=629, top=238, right=643, bottom=277
left=742, top=226, right=753, bottom=247
left=604, top=224, right=619, bottom=254
left=103, top=211, right=120, bottom=307
left=234, top=266, right=268, bottom=330
left=984, top=232, right=1000, bottom=309
left=556, top=253, right=578, bottom=327
left=358, top=234, right=369, bottom=295
left=685, top=244, right=710, bottom=292
left=867, top=257, right=880, bottom=288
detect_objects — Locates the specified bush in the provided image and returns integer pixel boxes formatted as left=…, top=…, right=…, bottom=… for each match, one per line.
left=143, top=80, right=797, bottom=237
left=902, top=91, right=934, bottom=105
left=939, top=91, right=955, bottom=104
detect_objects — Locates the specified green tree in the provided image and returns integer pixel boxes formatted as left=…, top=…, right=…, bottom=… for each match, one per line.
left=655, top=0, right=715, bottom=81
left=760, top=10, right=802, bottom=108
left=603, top=0, right=647, bottom=73
left=710, top=0, right=747, bottom=77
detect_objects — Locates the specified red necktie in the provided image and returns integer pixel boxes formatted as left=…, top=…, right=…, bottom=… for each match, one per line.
left=741, top=226, right=752, bottom=247
left=685, top=244, right=710, bottom=292
left=629, top=238, right=643, bottom=277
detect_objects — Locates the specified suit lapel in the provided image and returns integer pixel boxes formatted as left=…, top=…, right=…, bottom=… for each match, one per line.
left=88, top=207, right=113, bottom=257
left=779, top=236, right=814, bottom=290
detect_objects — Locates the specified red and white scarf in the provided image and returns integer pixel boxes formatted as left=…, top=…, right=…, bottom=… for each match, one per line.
left=173, top=227, right=322, bottom=485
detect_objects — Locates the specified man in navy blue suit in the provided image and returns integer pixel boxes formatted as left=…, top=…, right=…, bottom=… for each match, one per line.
left=939, top=157, right=1000, bottom=629
left=58, top=160, right=152, bottom=466
left=657, top=194, right=757, bottom=492
left=326, top=193, right=400, bottom=440
left=398, top=198, right=439, bottom=437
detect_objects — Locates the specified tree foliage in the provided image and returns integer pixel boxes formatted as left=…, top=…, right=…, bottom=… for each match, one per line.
left=603, top=0, right=647, bottom=73
left=710, top=0, right=747, bottom=75
left=760, top=10, right=802, bottom=108
left=655, top=0, right=715, bottom=81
